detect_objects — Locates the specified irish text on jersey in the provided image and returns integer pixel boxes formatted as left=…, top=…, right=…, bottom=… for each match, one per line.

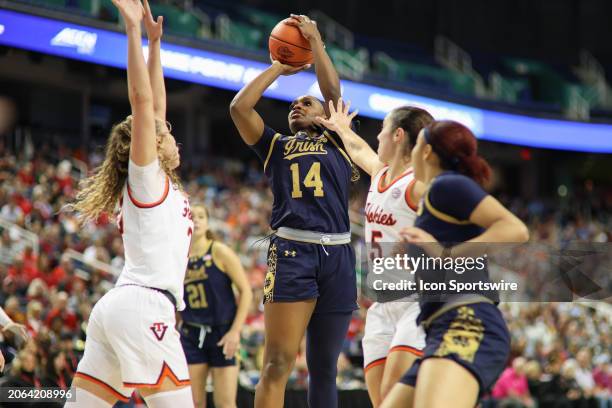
left=283, top=135, right=328, bottom=160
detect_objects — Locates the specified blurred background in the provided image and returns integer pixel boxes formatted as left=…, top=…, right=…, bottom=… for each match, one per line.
left=0, top=0, right=610, bottom=407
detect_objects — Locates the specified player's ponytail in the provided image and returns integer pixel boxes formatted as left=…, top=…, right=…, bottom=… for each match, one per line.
left=423, top=120, right=491, bottom=186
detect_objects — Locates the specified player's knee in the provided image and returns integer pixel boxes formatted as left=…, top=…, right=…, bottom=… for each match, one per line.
left=193, top=394, right=207, bottom=408
left=380, top=379, right=393, bottom=402
left=261, top=350, right=293, bottom=382
left=212, top=390, right=236, bottom=408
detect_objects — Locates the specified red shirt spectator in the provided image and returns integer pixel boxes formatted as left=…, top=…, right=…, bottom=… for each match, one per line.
left=17, top=163, right=35, bottom=186
left=42, top=255, right=71, bottom=288
left=15, top=194, right=32, bottom=215
left=45, top=292, right=78, bottom=331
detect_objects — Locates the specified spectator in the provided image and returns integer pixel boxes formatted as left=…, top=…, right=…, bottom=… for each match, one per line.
left=2, top=349, right=40, bottom=388
left=492, top=357, right=536, bottom=408
left=4, top=296, right=25, bottom=324
left=44, top=292, right=77, bottom=332
left=576, top=348, right=596, bottom=398
left=593, top=355, right=611, bottom=408
left=42, top=253, right=71, bottom=288
left=25, top=300, right=44, bottom=336
left=41, top=349, right=71, bottom=390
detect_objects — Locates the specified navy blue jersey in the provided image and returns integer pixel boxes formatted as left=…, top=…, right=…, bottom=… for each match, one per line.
left=413, top=171, right=494, bottom=323
left=250, top=125, right=354, bottom=234
left=180, top=242, right=237, bottom=326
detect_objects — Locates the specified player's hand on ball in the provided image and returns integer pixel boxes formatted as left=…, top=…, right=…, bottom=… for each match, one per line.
left=287, top=14, right=321, bottom=43
left=2, top=322, right=28, bottom=342
left=217, top=330, right=240, bottom=360
left=270, top=58, right=311, bottom=76
left=143, top=0, right=163, bottom=41
left=315, top=98, right=358, bottom=133
left=112, top=0, right=144, bottom=28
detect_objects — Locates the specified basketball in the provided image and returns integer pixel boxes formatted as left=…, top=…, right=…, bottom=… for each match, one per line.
left=269, top=18, right=313, bottom=66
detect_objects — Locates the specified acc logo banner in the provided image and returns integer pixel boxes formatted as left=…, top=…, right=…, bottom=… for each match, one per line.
left=51, top=28, right=97, bottom=55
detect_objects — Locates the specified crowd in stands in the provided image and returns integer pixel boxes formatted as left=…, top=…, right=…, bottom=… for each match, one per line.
left=0, top=139, right=609, bottom=407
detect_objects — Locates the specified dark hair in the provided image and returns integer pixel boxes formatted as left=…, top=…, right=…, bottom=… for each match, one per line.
left=45, top=348, right=65, bottom=378
left=389, top=107, right=434, bottom=155
left=423, top=120, right=491, bottom=186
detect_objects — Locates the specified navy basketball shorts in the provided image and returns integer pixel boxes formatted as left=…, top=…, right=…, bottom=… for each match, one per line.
left=263, top=235, right=358, bottom=314
left=180, top=323, right=236, bottom=367
left=400, top=302, right=510, bottom=397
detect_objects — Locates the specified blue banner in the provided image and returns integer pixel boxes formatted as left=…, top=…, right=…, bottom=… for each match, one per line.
left=0, top=8, right=610, bottom=152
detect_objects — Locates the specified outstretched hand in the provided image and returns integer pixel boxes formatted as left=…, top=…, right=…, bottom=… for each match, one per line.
left=143, top=0, right=163, bottom=41
left=112, top=0, right=144, bottom=28
left=314, top=98, right=358, bottom=133
left=270, top=58, right=311, bottom=76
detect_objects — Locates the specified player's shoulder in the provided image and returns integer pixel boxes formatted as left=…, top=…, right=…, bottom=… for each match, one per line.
left=263, top=124, right=290, bottom=139
left=431, top=171, right=479, bottom=190
left=429, top=171, right=486, bottom=203
left=211, top=241, right=234, bottom=259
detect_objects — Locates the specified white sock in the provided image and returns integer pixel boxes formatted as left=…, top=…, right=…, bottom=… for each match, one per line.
left=64, top=387, right=113, bottom=408
left=143, top=387, right=194, bottom=408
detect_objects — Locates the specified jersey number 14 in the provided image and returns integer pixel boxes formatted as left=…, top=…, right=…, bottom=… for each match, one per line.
left=290, top=162, right=324, bottom=198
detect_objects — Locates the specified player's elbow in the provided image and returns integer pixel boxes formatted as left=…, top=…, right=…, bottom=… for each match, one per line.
left=324, top=88, right=341, bottom=106
left=509, top=218, right=529, bottom=243
left=237, top=279, right=253, bottom=301
left=242, top=285, right=253, bottom=302
left=517, top=222, right=530, bottom=243
left=130, top=88, right=154, bottom=107
left=229, top=97, right=246, bottom=118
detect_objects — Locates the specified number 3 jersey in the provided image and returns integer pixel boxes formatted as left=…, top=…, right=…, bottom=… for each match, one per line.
left=180, top=241, right=237, bottom=326
left=365, top=166, right=418, bottom=250
left=250, top=125, right=355, bottom=234
left=115, top=160, right=193, bottom=311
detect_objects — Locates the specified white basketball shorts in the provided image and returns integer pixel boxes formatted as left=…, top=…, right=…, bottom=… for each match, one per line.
left=74, top=285, right=190, bottom=402
left=362, top=301, right=425, bottom=372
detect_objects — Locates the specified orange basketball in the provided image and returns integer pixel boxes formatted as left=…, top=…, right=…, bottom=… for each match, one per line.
left=269, top=18, right=313, bottom=67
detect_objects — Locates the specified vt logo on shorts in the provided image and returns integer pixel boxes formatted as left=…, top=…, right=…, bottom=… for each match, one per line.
left=150, top=322, right=168, bottom=341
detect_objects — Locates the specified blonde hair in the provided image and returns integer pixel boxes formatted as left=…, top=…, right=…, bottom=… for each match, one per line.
left=68, top=116, right=182, bottom=224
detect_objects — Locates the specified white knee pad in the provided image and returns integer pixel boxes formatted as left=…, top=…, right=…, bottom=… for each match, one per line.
left=64, top=387, right=113, bottom=408
left=144, top=386, right=194, bottom=408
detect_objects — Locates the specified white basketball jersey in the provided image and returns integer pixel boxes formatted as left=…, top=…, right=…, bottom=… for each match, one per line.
left=115, top=176, right=193, bottom=311
left=365, top=166, right=418, bottom=254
